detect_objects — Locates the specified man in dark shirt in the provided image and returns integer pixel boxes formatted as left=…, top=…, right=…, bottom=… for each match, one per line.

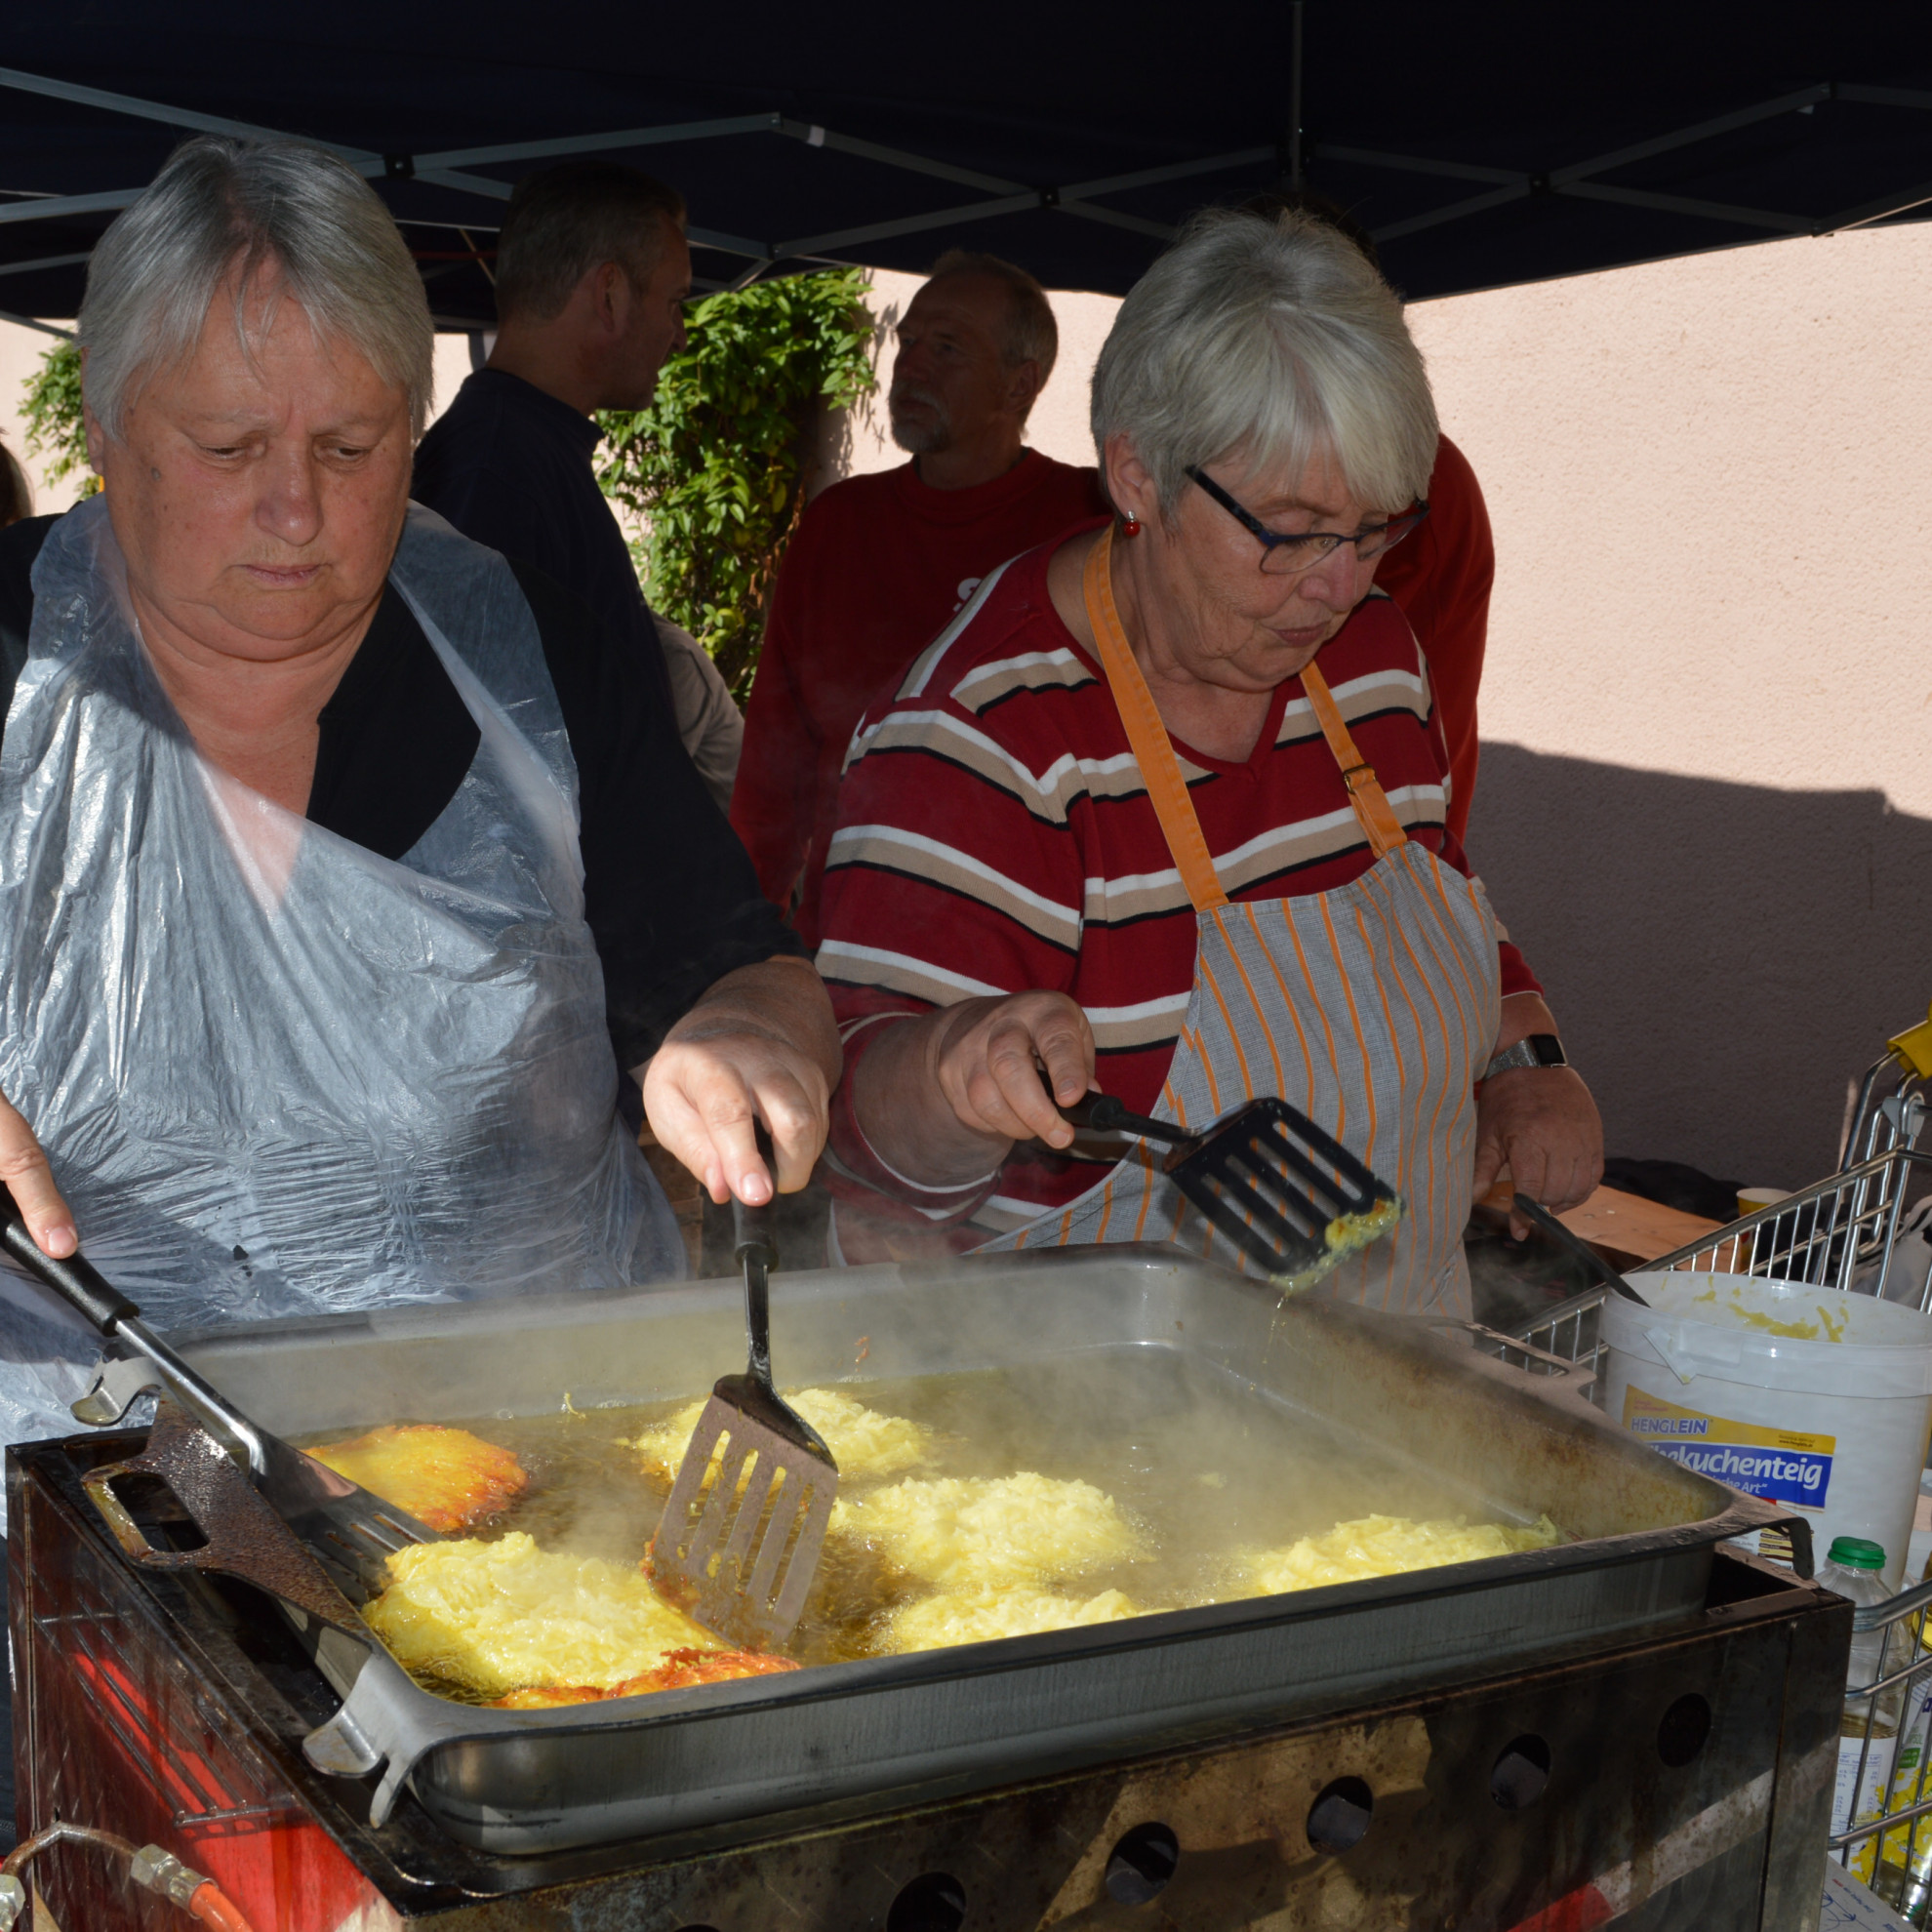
left=412, top=161, right=691, bottom=713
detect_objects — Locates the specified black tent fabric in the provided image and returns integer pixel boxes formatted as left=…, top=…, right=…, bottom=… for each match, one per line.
left=3, top=4, right=1931, bottom=327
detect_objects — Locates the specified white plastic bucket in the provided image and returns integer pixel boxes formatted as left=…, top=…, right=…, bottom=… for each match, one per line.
left=1604, top=1272, right=1932, bottom=1588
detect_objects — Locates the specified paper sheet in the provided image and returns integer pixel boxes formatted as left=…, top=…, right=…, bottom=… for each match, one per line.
left=1823, top=1861, right=1912, bottom=1932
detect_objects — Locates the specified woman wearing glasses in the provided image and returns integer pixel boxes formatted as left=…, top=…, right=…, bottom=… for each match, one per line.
left=813, top=208, right=1600, bottom=1313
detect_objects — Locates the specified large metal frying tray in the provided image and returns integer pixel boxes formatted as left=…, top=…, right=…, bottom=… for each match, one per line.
left=157, top=1246, right=1792, bottom=1856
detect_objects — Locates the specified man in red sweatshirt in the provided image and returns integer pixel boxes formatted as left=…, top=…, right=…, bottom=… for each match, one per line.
left=731, top=251, right=1107, bottom=946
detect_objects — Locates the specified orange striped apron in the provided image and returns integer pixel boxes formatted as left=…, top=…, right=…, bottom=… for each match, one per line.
left=977, top=528, right=1502, bottom=1316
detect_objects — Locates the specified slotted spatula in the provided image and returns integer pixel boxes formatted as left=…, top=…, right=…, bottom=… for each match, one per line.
left=1052, top=1085, right=1401, bottom=1281
left=649, top=1126, right=838, bottom=1651
left=1, top=1207, right=438, bottom=1593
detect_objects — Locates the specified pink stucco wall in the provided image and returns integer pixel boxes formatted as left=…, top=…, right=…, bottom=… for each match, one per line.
left=1410, top=224, right=1932, bottom=1189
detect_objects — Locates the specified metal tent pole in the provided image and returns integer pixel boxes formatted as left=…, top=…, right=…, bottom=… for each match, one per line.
left=1289, top=0, right=1305, bottom=189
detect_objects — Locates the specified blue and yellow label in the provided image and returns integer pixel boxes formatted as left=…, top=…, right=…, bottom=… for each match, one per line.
left=1622, top=1387, right=1834, bottom=1509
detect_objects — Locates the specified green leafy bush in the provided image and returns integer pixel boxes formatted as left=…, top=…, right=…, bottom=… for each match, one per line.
left=20, top=340, right=99, bottom=499
left=596, top=267, right=876, bottom=700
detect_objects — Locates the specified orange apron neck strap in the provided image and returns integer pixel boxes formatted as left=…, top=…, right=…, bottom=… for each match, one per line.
left=1081, top=529, right=1228, bottom=914
left=1297, top=661, right=1410, bottom=859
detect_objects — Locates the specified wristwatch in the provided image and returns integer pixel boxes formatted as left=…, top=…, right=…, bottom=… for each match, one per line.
left=1482, top=1034, right=1568, bottom=1082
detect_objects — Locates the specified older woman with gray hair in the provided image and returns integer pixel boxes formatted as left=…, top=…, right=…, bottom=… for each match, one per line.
left=816, top=208, right=1599, bottom=1312
left=0, top=137, right=838, bottom=1445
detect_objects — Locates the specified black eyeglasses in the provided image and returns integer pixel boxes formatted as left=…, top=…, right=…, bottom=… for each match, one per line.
left=1186, top=465, right=1429, bottom=577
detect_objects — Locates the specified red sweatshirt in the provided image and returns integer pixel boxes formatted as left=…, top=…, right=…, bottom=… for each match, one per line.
left=731, top=451, right=1107, bottom=946
left=1375, top=433, right=1493, bottom=845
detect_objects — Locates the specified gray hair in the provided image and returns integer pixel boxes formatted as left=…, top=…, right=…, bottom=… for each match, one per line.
left=79, top=137, right=435, bottom=441
left=1091, top=208, right=1437, bottom=514
left=927, top=249, right=1060, bottom=389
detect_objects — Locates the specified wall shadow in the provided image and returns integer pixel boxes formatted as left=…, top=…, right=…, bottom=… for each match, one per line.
left=804, top=290, right=902, bottom=502
left=1466, top=745, right=1932, bottom=1190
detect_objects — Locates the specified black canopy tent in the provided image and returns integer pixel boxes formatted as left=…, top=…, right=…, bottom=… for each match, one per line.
left=1, top=4, right=1931, bottom=330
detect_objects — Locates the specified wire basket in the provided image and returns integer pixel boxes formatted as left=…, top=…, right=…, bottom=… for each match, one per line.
left=1836, top=1582, right=1932, bottom=1912
left=1474, top=1133, right=1932, bottom=1904
left=1478, top=1139, right=1932, bottom=1396
left=1477, top=1284, right=1612, bottom=1390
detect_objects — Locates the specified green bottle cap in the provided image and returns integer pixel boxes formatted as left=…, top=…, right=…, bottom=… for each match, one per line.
left=1827, top=1537, right=1887, bottom=1570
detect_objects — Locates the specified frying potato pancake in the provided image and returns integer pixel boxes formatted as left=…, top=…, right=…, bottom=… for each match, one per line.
left=492, top=1684, right=605, bottom=1708
left=1325, top=1195, right=1403, bottom=1262
left=1241, top=1512, right=1562, bottom=1595
left=833, top=1473, right=1144, bottom=1590
left=889, top=1587, right=1141, bottom=1653
left=307, top=1424, right=527, bottom=1533
left=628, top=1386, right=933, bottom=1485
left=366, top=1533, right=719, bottom=1696
left=492, top=1647, right=798, bottom=1708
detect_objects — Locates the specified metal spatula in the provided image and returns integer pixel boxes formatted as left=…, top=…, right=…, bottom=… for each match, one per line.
left=1, top=1209, right=438, bottom=1593
left=1053, top=1086, right=1401, bottom=1280
left=649, top=1126, right=838, bottom=1651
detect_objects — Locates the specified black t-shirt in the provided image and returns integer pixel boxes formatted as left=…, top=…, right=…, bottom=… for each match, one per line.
left=0, top=512, right=801, bottom=1070
left=411, top=368, right=674, bottom=715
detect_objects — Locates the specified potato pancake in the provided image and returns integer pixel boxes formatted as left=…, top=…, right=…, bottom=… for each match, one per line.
left=1241, top=1512, right=1562, bottom=1595
left=628, top=1386, right=933, bottom=1485
left=833, top=1472, right=1144, bottom=1590
left=308, top=1424, right=527, bottom=1533
left=366, top=1533, right=718, bottom=1696
left=889, top=1587, right=1141, bottom=1652
left=493, top=1648, right=798, bottom=1708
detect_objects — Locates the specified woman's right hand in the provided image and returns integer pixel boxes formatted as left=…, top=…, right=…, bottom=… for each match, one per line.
left=928, top=991, right=1096, bottom=1153
left=0, top=1089, right=76, bottom=1258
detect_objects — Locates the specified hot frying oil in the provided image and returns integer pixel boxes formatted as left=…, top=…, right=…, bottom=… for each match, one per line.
left=333, top=1349, right=1516, bottom=1696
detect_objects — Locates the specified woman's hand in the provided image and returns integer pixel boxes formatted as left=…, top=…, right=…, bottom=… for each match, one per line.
left=640, top=955, right=841, bottom=1208
left=850, top=991, right=1097, bottom=1191
left=930, top=991, right=1096, bottom=1153
left=1470, top=994, right=1604, bottom=1236
left=0, top=1088, right=76, bottom=1258
left=1471, top=1067, right=1604, bottom=1229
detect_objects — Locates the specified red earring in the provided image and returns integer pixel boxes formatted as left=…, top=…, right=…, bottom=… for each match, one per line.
left=1120, top=514, right=1142, bottom=538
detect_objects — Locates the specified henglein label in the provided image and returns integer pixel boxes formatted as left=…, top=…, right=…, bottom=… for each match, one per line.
left=1622, top=1386, right=1834, bottom=1509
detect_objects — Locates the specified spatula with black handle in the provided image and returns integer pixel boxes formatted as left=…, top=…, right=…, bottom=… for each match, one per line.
left=1509, top=1192, right=1651, bottom=1308
left=648, top=1123, right=838, bottom=1651
left=1050, top=1083, right=1401, bottom=1281
left=1, top=1207, right=439, bottom=1592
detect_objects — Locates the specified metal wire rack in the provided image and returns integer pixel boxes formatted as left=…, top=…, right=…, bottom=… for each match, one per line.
left=1839, top=1582, right=1932, bottom=1912
left=1469, top=1050, right=1932, bottom=1908
left=1481, top=1130, right=1932, bottom=1387
left=1477, top=1025, right=1930, bottom=1386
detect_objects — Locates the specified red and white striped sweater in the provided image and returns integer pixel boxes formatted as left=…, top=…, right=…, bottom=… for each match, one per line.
left=816, top=525, right=1537, bottom=1255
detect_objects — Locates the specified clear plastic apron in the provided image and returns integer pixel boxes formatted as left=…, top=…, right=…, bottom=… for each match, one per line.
left=0, top=501, right=681, bottom=1466
left=978, top=528, right=1502, bottom=1316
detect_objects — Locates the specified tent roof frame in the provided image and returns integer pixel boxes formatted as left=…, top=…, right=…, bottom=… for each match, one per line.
left=5, top=60, right=1932, bottom=291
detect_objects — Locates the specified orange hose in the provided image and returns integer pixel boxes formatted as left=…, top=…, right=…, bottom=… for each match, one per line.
left=188, top=1883, right=260, bottom=1932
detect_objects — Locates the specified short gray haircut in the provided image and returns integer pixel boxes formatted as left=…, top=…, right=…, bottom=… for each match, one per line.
left=928, top=249, right=1059, bottom=387
left=1091, top=208, right=1437, bottom=514
left=79, top=136, right=435, bottom=441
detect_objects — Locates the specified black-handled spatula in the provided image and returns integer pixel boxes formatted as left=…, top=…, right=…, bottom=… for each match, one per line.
left=1048, top=1080, right=1401, bottom=1282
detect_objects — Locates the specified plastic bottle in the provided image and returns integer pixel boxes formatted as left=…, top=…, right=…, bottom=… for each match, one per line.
left=1826, top=1537, right=1905, bottom=1875
left=1872, top=1553, right=1932, bottom=1917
